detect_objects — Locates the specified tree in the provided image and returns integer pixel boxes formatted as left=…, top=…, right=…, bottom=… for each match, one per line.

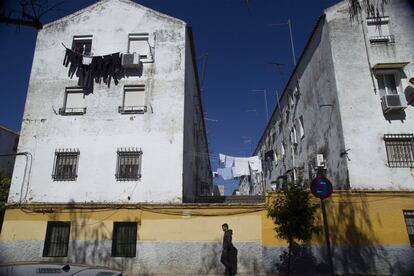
left=0, top=169, right=11, bottom=231
left=267, top=178, right=319, bottom=275
left=0, top=0, right=64, bottom=30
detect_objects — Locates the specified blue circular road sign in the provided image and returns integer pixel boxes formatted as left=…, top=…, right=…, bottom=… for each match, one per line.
left=310, top=176, right=333, bottom=200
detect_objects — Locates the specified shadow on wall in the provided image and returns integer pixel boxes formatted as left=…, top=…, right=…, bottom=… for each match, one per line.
left=197, top=241, right=223, bottom=275
left=46, top=200, right=137, bottom=274
left=319, top=192, right=407, bottom=275
left=276, top=243, right=328, bottom=275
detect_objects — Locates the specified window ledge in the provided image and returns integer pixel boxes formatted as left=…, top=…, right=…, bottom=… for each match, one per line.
left=369, top=35, right=395, bottom=43
left=118, top=106, right=147, bottom=114
left=52, top=176, right=78, bottom=181
left=115, top=175, right=141, bottom=181
left=59, top=107, right=86, bottom=116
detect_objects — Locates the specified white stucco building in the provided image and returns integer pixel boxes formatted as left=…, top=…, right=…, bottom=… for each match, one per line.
left=0, top=126, right=19, bottom=178
left=7, top=0, right=212, bottom=204
left=246, top=0, right=414, bottom=194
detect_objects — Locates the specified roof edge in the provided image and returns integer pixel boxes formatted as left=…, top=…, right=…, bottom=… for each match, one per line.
left=0, top=125, right=20, bottom=136
left=43, top=0, right=186, bottom=29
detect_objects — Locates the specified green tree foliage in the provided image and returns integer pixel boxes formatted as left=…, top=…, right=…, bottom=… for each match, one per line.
left=0, top=169, right=11, bottom=212
left=267, top=178, right=319, bottom=275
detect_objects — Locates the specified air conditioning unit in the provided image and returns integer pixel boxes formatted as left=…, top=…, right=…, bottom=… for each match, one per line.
left=381, top=95, right=406, bottom=113
left=314, top=154, right=326, bottom=170
left=122, top=53, right=140, bottom=68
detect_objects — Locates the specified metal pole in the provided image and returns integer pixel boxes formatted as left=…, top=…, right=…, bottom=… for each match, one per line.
left=287, top=19, right=297, bottom=66
left=251, top=89, right=269, bottom=123
left=263, top=89, right=269, bottom=123
left=270, top=20, right=297, bottom=67
left=321, top=199, right=335, bottom=276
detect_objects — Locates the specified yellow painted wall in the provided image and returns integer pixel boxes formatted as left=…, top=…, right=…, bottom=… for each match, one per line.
left=1, top=191, right=414, bottom=247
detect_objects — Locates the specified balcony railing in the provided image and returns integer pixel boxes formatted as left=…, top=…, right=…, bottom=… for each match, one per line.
left=369, top=34, right=395, bottom=43
left=58, top=107, right=87, bottom=115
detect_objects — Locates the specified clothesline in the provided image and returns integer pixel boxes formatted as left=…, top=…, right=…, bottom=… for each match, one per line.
left=215, top=153, right=263, bottom=180
left=61, top=43, right=120, bottom=58
left=62, top=42, right=125, bottom=90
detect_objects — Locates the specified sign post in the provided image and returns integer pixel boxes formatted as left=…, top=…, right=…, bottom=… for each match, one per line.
left=310, top=176, right=334, bottom=276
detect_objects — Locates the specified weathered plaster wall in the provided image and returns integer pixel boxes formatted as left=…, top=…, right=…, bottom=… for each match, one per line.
left=1, top=192, right=414, bottom=275
left=326, top=0, right=414, bottom=189
left=183, top=30, right=212, bottom=202
left=7, top=0, right=201, bottom=204
left=0, top=127, right=19, bottom=178
left=255, top=16, right=348, bottom=191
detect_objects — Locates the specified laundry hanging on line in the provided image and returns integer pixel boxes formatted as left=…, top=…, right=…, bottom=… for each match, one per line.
left=62, top=43, right=128, bottom=92
left=217, top=167, right=233, bottom=180
left=216, top=153, right=263, bottom=179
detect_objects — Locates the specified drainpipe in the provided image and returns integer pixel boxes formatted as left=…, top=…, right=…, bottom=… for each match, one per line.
left=360, top=14, right=378, bottom=94
left=0, top=152, right=33, bottom=204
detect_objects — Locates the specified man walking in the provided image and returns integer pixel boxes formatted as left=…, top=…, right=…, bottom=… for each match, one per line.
left=221, top=223, right=237, bottom=275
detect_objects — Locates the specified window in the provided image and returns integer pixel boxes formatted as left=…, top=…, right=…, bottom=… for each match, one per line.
left=366, top=17, right=393, bottom=43
left=112, top=222, right=137, bottom=257
left=43, top=221, right=70, bottom=257
left=72, top=35, right=92, bottom=55
left=52, top=149, right=80, bottom=181
left=298, top=116, right=305, bottom=139
left=376, top=71, right=400, bottom=95
left=384, top=134, right=414, bottom=168
left=119, top=85, right=147, bottom=114
left=403, top=210, right=414, bottom=247
left=59, top=88, right=86, bottom=115
left=116, top=148, right=142, bottom=180
left=128, top=33, right=151, bottom=61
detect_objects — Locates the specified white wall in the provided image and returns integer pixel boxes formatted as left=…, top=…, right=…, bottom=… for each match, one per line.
left=8, top=0, right=196, bottom=204
left=326, top=0, right=414, bottom=189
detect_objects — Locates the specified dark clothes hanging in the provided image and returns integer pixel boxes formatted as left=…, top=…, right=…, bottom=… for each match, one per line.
left=62, top=47, right=124, bottom=91
left=221, top=229, right=238, bottom=275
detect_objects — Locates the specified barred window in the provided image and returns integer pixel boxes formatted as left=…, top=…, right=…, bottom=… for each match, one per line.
left=43, top=221, right=70, bottom=257
left=52, top=149, right=80, bottom=181
left=403, top=210, right=414, bottom=247
left=112, top=222, right=137, bottom=257
left=116, top=148, right=142, bottom=181
left=384, top=134, right=414, bottom=168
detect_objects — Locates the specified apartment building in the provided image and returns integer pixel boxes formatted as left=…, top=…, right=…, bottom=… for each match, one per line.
left=247, top=0, right=414, bottom=194
left=7, top=0, right=211, bottom=206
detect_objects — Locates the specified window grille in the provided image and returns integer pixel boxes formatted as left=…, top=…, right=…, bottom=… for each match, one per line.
left=43, top=221, right=70, bottom=257
left=52, top=149, right=80, bottom=181
left=112, top=222, right=137, bottom=257
left=403, top=210, right=414, bottom=247
left=116, top=148, right=142, bottom=181
left=366, top=16, right=394, bottom=43
left=384, top=134, right=414, bottom=168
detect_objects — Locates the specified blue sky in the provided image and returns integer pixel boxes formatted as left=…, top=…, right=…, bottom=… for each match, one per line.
left=0, top=0, right=340, bottom=194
